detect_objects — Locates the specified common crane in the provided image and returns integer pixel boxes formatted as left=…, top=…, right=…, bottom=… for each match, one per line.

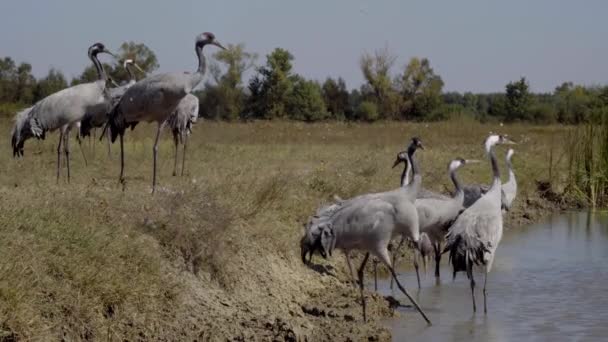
left=443, top=134, right=515, bottom=313
left=11, top=42, right=116, bottom=182
left=105, top=32, right=225, bottom=193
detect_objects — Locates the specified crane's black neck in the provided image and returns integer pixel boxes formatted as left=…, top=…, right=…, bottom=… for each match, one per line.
left=406, top=144, right=422, bottom=192
left=126, top=64, right=135, bottom=82
left=196, top=43, right=207, bottom=75
left=400, top=161, right=409, bottom=187
left=89, top=52, right=107, bottom=83
left=489, top=145, right=501, bottom=186
left=450, top=166, right=463, bottom=194
left=408, top=144, right=420, bottom=176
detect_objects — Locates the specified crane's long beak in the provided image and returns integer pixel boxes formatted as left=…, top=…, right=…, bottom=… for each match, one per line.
left=103, top=49, right=118, bottom=59
left=213, top=40, right=227, bottom=50
left=465, top=159, right=481, bottom=164
left=392, top=158, right=403, bottom=169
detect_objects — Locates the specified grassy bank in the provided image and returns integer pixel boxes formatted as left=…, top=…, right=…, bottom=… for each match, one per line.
left=0, top=118, right=570, bottom=340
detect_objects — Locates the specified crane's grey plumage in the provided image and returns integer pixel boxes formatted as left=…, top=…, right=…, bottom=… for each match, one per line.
left=106, top=32, right=225, bottom=193
left=167, top=93, right=199, bottom=176
left=80, top=59, right=144, bottom=141
left=502, top=148, right=517, bottom=210
left=301, top=137, right=431, bottom=325
left=11, top=42, right=115, bottom=182
left=443, top=134, right=515, bottom=313
left=388, top=158, right=478, bottom=289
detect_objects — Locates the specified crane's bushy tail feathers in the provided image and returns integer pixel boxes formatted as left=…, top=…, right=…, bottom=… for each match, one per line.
left=102, top=104, right=128, bottom=143
left=80, top=116, right=95, bottom=138
left=443, top=235, right=489, bottom=279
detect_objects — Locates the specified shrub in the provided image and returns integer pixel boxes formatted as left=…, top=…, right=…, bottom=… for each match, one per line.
left=355, top=101, right=379, bottom=122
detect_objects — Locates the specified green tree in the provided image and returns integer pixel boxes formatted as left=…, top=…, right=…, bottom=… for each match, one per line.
left=13, top=62, right=36, bottom=103
left=504, top=77, right=532, bottom=121
left=0, top=57, right=36, bottom=104
left=360, top=46, right=400, bottom=118
left=202, top=43, right=257, bottom=120
left=33, top=68, right=68, bottom=102
left=355, top=101, right=379, bottom=122
left=398, top=57, right=444, bottom=120
left=288, top=77, right=329, bottom=121
left=322, top=77, right=350, bottom=119
left=0, top=57, right=17, bottom=102
left=247, top=48, right=295, bottom=119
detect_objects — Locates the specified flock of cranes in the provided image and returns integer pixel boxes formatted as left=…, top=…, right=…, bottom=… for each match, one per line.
left=301, top=133, right=517, bottom=325
left=8, top=30, right=519, bottom=329
left=11, top=32, right=225, bottom=193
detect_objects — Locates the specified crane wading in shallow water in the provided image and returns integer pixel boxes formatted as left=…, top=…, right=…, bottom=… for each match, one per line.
left=301, top=137, right=432, bottom=325
left=11, top=43, right=116, bottom=182
left=443, top=134, right=515, bottom=313
left=80, top=59, right=145, bottom=156
left=391, top=158, right=479, bottom=289
left=167, top=93, right=199, bottom=176
left=105, top=32, right=225, bottom=193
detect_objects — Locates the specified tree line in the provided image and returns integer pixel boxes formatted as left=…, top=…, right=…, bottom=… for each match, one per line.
left=2, top=42, right=607, bottom=124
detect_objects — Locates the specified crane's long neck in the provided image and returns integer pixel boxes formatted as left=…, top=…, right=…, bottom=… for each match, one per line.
left=450, top=167, right=463, bottom=195
left=506, top=154, right=515, bottom=182
left=489, top=145, right=501, bottom=188
left=401, top=160, right=411, bottom=187
left=89, top=52, right=107, bottom=83
left=190, top=43, right=206, bottom=90
left=407, top=146, right=421, bottom=193
left=126, top=65, right=135, bottom=83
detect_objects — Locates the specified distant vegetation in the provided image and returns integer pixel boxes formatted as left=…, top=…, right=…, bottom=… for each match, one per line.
left=2, top=42, right=607, bottom=205
left=2, top=43, right=608, bottom=125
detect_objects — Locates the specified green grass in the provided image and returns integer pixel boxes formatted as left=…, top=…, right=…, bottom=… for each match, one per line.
left=0, top=117, right=572, bottom=340
left=566, top=119, right=608, bottom=207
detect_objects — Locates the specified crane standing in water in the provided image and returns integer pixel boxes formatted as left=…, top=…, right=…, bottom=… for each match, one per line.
left=444, top=134, right=515, bottom=313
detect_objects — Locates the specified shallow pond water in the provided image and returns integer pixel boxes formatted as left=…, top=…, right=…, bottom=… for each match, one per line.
left=378, top=211, right=608, bottom=342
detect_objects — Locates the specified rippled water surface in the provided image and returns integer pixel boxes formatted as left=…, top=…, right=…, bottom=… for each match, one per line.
left=379, top=211, right=608, bottom=342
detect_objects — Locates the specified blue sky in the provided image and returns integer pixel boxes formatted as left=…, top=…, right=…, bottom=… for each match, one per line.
left=1, top=0, right=607, bottom=92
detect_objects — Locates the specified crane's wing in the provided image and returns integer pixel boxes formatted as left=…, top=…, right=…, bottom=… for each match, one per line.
left=444, top=204, right=502, bottom=276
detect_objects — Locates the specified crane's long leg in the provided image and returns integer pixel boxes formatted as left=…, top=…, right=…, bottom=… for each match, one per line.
left=376, top=246, right=431, bottom=325
left=344, top=251, right=357, bottom=286
left=357, top=252, right=370, bottom=322
left=152, top=121, right=166, bottom=194
left=106, top=128, right=112, bottom=158
left=413, top=249, right=421, bottom=289
left=76, top=133, right=88, bottom=166
left=181, top=134, right=188, bottom=177
left=119, top=133, right=125, bottom=188
left=172, top=133, right=179, bottom=177
left=467, top=255, right=476, bottom=313
left=390, top=237, right=406, bottom=290
left=483, top=270, right=488, bottom=314
left=56, top=131, right=64, bottom=184
left=373, top=258, right=378, bottom=291
left=64, top=130, right=71, bottom=183
left=434, top=242, right=442, bottom=279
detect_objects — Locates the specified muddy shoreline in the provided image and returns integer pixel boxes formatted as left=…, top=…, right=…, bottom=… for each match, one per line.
left=200, top=186, right=565, bottom=341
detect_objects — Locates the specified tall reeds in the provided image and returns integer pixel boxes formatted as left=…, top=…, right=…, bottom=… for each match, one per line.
left=567, top=117, right=608, bottom=207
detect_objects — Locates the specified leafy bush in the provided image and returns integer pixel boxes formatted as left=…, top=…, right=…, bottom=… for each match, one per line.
left=355, top=101, right=379, bottom=122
